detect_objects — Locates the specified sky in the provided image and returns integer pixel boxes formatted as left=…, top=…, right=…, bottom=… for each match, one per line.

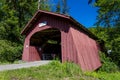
left=67, top=0, right=98, bottom=28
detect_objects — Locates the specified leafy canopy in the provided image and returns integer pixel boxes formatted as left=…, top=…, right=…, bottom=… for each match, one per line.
left=95, top=0, right=120, bottom=27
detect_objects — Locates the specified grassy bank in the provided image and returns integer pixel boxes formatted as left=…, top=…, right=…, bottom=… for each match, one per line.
left=0, top=60, right=24, bottom=65
left=0, top=61, right=120, bottom=80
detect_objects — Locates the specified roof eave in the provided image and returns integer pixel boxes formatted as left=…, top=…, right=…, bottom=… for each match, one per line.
left=21, top=10, right=99, bottom=40
left=21, top=10, right=70, bottom=35
left=69, top=17, right=99, bottom=40
left=21, top=10, right=40, bottom=35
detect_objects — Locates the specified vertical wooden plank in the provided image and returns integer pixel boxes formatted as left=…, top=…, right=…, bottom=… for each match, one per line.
left=30, top=46, right=41, bottom=61
left=70, top=27, right=87, bottom=70
left=22, top=36, right=30, bottom=61
left=70, top=26, right=101, bottom=71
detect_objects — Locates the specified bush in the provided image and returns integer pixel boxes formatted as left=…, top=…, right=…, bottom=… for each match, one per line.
left=47, top=60, right=82, bottom=77
left=99, top=51, right=119, bottom=72
left=0, top=40, right=22, bottom=63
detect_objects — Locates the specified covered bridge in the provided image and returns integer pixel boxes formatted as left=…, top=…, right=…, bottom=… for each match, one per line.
left=21, top=10, right=101, bottom=71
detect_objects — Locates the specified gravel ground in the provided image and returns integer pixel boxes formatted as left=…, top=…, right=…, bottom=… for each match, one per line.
left=0, top=60, right=51, bottom=71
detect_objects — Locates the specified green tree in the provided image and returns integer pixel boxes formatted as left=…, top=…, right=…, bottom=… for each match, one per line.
left=88, top=0, right=120, bottom=67
left=38, top=0, right=51, bottom=11
left=55, top=0, right=69, bottom=14
left=0, top=0, right=52, bottom=63
left=56, top=0, right=61, bottom=13
left=62, top=0, right=68, bottom=14
left=88, top=0, right=120, bottom=27
left=94, top=0, right=120, bottom=27
left=3, top=0, right=38, bottom=28
left=0, top=0, right=70, bottom=63
left=0, top=40, right=22, bottom=62
left=89, top=27, right=120, bottom=67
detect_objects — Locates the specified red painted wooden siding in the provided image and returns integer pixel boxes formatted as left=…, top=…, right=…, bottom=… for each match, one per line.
left=22, top=36, right=29, bottom=61
left=70, top=26, right=101, bottom=71
left=61, top=27, right=78, bottom=64
left=22, top=15, right=68, bottom=62
left=29, top=46, right=41, bottom=61
left=22, top=14, right=101, bottom=71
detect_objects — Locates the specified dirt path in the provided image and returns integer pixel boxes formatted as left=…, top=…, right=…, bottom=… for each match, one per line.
left=0, top=60, right=51, bottom=71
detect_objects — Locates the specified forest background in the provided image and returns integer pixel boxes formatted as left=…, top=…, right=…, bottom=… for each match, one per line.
left=0, top=0, right=120, bottom=72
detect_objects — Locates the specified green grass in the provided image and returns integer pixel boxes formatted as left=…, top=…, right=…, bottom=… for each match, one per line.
left=85, top=71, right=120, bottom=80
left=0, top=60, right=25, bottom=65
left=0, top=62, right=11, bottom=65
left=0, top=61, right=120, bottom=80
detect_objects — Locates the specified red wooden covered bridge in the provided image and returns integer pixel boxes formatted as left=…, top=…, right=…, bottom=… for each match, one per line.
left=21, top=10, right=101, bottom=71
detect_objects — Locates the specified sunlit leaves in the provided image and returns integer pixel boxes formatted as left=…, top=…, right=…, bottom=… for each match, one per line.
left=95, top=0, right=120, bottom=27
left=89, top=26, right=120, bottom=67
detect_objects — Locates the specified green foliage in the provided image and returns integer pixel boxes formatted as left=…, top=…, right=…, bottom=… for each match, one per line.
left=99, top=51, right=119, bottom=72
left=1, top=0, right=37, bottom=28
left=55, top=0, right=69, bottom=14
left=49, top=61, right=82, bottom=77
left=0, top=40, right=22, bottom=63
left=85, top=71, right=120, bottom=80
left=89, top=27, right=120, bottom=68
left=107, top=27, right=120, bottom=66
left=90, top=0, right=120, bottom=67
left=0, top=61, right=120, bottom=80
left=0, top=61, right=100, bottom=80
left=62, top=0, right=68, bottom=14
left=0, top=0, right=70, bottom=63
left=56, top=0, right=61, bottom=13
left=39, top=0, right=51, bottom=11
left=94, top=0, right=120, bottom=27
left=0, top=0, right=53, bottom=63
